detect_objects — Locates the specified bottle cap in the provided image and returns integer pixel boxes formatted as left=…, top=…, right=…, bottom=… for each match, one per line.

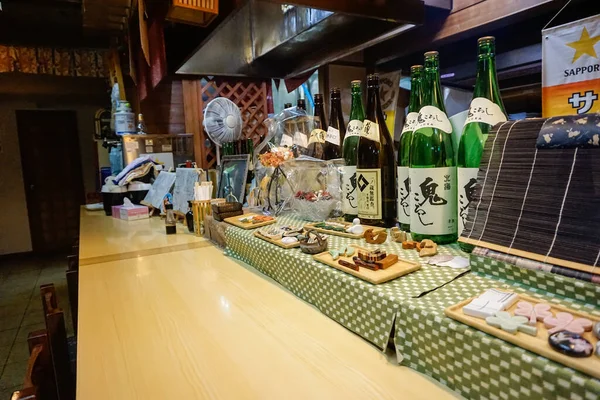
left=351, top=80, right=361, bottom=85
left=330, top=87, right=341, bottom=98
left=478, top=36, right=495, bottom=43
left=366, top=74, right=379, bottom=86
left=410, top=65, right=424, bottom=72
left=424, top=51, right=439, bottom=58
left=165, top=204, right=173, bottom=210
left=314, top=93, right=323, bottom=102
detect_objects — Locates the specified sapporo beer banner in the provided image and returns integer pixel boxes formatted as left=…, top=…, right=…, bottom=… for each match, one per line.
left=542, top=14, right=600, bottom=117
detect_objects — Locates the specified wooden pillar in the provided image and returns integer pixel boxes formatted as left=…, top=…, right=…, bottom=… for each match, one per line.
left=182, top=79, right=205, bottom=168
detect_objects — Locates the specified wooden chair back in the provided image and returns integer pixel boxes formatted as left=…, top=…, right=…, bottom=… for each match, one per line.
left=65, top=255, right=79, bottom=335
left=40, top=285, right=75, bottom=400
left=11, top=330, right=57, bottom=400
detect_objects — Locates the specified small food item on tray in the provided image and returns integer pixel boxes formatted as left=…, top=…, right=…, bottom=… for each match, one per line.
left=375, top=254, right=398, bottom=270
left=343, top=246, right=355, bottom=257
left=594, top=322, right=600, bottom=339
left=299, top=230, right=327, bottom=254
left=281, top=226, right=303, bottom=237
left=259, top=227, right=284, bottom=240
left=338, top=259, right=359, bottom=271
left=485, top=311, right=537, bottom=336
left=357, top=248, right=387, bottom=262
left=314, top=221, right=347, bottom=233
left=462, top=289, right=519, bottom=319
left=543, top=312, right=593, bottom=335
left=346, top=219, right=364, bottom=235
left=364, top=229, right=387, bottom=244
left=402, top=241, right=417, bottom=249
left=281, top=237, right=299, bottom=245
left=329, top=250, right=340, bottom=260
left=240, top=215, right=274, bottom=224
left=513, top=301, right=553, bottom=326
left=390, top=227, right=407, bottom=243
left=353, top=256, right=380, bottom=271
left=418, top=239, right=437, bottom=257
left=548, top=331, right=594, bottom=358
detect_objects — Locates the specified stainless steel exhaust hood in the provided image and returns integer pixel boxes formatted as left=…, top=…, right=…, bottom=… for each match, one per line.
left=176, top=0, right=429, bottom=78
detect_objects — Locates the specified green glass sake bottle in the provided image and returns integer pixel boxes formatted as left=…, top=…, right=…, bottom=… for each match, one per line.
left=307, top=94, right=327, bottom=159
left=397, top=65, right=424, bottom=232
left=342, top=80, right=365, bottom=222
left=457, top=36, right=507, bottom=239
left=356, top=74, right=397, bottom=228
left=323, top=88, right=346, bottom=160
left=409, top=51, right=457, bottom=244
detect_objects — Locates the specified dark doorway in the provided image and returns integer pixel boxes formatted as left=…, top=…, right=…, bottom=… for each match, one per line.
left=16, top=110, right=84, bottom=253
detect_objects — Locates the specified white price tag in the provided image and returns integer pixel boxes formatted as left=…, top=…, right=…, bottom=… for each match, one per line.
left=280, top=134, right=294, bottom=147
left=325, top=126, right=341, bottom=145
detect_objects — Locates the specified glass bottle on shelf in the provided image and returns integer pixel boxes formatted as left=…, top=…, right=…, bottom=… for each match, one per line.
left=323, top=88, right=345, bottom=160
left=356, top=74, right=397, bottom=228
left=342, top=80, right=365, bottom=222
left=136, top=113, right=147, bottom=135
left=397, top=65, right=424, bottom=232
left=410, top=51, right=457, bottom=244
left=284, top=103, right=292, bottom=109
left=165, top=204, right=177, bottom=235
left=457, top=36, right=507, bottom=239
left=185, top=201, right=195, bottom=233
left=294, top=98, right=309, bottom=154
left=307, top=94, right=327, bottom=159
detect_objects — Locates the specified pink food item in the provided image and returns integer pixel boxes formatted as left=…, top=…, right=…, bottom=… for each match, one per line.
left=543, top=312, right=593, bottom=335
left=514, top=301, right=553, bottom=325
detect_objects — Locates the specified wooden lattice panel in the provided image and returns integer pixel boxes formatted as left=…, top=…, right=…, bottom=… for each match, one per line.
left=184, top=77, right=269, bottom=169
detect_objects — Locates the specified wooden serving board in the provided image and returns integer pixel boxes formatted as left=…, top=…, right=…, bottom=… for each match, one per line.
left=224, top=213, right=276, bottom=230
left=313, top=247, right=420, bottom=284
left=253, top=231, right=300, bottom=249
left=303, top=222, right=386, bottom=239
left=445, top=291, right=600, bottom=380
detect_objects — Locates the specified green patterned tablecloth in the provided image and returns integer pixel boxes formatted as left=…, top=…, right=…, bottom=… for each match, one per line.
left=223, top=214, right=600, bottom=399
left=225, top=214, right=468, bottom=349
left=395, top=274, right=600, bottom=400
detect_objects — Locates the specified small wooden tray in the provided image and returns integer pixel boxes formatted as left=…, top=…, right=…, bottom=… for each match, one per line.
left=304, top=222, right=386, bottom=239
left=253, top=231, right=300, bottom=249
left=313, top=247, right=420, bottom=284
left=445, top=290, right=600, bottom=380
left=224, top=213, right=276, bottom=229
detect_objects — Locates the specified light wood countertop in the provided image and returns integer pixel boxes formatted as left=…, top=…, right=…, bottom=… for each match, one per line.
left=77, top=245, right=459, bottom=400
left=79, top=208, right=208, bottom=265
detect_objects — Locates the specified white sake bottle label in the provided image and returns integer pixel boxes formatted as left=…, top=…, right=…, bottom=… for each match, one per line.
left=308, top=129, right=326, bottom=145
left=397, top=166, right=411, bottom=224
left=345, top=119, right=363, bottom=139
left=359, top=119, right=380, bottom=143
left=325, top=126, right=340, bottom=145
left=401, top=112, right=419, bottom=135
left=356, top=168, right=382, bottom=219
left=414, top=106, right=452, bottom=135
left=464, top=97, right=507, bottom=127
left=341, top=165, right=358, bottom=215
left=458, top=167, right=479, bottom=235
left=409, top=166, right=457, bottom=235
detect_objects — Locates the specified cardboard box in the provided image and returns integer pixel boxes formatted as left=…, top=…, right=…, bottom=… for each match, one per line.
left=111, top=205, right=150, bottom=221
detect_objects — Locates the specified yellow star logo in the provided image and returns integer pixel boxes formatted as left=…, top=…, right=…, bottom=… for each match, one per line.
left=566, top=26, right=600, bottom=62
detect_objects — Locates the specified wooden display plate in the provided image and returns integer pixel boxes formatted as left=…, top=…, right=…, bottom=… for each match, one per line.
left=253, top=231, right=300, bottom=249
left=304, top=222, right=386, bottom=239
left=313, top=247, right=420, bottom=284
left=224, top=213, right=276, bottom=230
left=445, top=290, right=600, bottom=380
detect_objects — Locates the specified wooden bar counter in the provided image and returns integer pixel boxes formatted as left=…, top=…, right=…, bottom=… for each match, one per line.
left=77, top=244, right=458, bottom=399
left=79, top=207, right=209, bottom=266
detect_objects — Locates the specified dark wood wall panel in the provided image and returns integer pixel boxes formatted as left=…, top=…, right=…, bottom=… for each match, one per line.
left=140, top=78, right=185, bottom=134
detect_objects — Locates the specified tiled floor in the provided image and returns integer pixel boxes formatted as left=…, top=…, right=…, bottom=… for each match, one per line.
left=0, top=253, right=73, bottom=398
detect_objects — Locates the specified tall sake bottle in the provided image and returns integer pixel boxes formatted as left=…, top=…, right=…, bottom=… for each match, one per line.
left=397, top=65, right=424, bottom=232
left=323, top=88, right=346, bottom=160
left=342, top=80, right=365, bottom=222
left=409, top=51, right=457, bottom=244
left=307, top=94, right=327, bottom=159
left=356, top=74, right=397, bottom=228
left=457, top=36, right=507, bottom=237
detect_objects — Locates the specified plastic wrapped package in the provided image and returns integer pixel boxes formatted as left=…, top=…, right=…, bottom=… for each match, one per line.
left=283, top=156, right=343, bottom=221
left=257, top=107, right=319, bottom=157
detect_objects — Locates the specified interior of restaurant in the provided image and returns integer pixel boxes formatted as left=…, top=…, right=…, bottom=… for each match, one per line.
left=0, top=0, right=599, bottom=399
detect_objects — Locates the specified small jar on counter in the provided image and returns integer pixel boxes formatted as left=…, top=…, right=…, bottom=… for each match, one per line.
left=165, top=204, right=177, bottom=235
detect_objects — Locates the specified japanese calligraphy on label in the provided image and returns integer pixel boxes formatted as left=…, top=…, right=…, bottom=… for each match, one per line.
left=542, top=15, right=600, bottom=117
left=308, top=129, right=326, bottom=145
left=357, top=168, right=381, bottom=219
left=280, top=133, right=294, bottom=147
left=397, top=166, right=410, bottom=225
left=464, top=98, right=507, bottom=127
left=409, top=166, right=457, bottom=235
left=345, top=119, right=363, bottom=139
left=359, top=119, right=380, bottom=143
left=325, top=126, right=341, bottom=145
left=401, top=112, right=419, bottom=135
left=414, top=106, right=452, bottom=134
left=341, top=165, right=358, bottom=215
left=293, top=131, right=308, bottom=148
left=457, top=167, right=479, bottom=235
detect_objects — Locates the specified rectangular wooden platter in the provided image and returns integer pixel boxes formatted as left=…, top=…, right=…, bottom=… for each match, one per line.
left=224, top=213, right=276, bottom=230
left=445, top=291, right=600, bottom=380
left=303, top=222, right=386, bottom=239
left=313, top=247, right=421, bottom=285
left=253, top=231, right=300, bottom=249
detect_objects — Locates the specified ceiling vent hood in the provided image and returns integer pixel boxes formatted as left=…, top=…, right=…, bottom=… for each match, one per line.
left=177, top=0, right=430, bottom=79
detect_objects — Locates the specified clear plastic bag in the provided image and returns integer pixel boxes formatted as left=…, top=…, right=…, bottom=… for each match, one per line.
left=283, top=156, right=343, bottom=221
left=257, top=107, right=319, bottom=158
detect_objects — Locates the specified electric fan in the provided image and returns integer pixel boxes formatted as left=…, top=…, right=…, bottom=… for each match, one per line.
left=203, top=97, right=243, bottom=164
